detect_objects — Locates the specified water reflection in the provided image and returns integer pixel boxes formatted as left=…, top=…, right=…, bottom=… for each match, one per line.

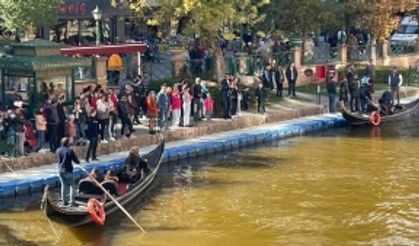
left=0, top=118, right=418, bottom=245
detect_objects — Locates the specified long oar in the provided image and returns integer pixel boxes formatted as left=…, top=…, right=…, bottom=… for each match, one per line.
left=75, top=164, right=146, bottom=233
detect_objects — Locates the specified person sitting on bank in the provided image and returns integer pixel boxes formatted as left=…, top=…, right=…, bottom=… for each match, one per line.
left=388, top=67, right=403, bottom=106
left=379, top=90, right=393, bottom=116
left=124, top=146, right=150, bottom=182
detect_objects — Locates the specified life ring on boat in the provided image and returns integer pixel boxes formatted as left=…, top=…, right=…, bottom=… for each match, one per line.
left=87, top=198, right=106, bottom=225
left=369, top=111, right=381, bottom=127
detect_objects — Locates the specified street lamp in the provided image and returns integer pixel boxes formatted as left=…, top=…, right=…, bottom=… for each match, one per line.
left=92, top=5, right=103, bottom=46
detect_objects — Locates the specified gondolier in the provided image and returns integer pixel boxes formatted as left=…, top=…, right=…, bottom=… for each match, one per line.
left=56, top=137, right=80, bottom=206
left=388, top=67, right=403, bottom=106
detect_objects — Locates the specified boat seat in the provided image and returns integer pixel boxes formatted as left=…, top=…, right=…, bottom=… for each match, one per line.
left=78, top=179, right=103, bottom=196
left=101, top=180, right=118, bottom=196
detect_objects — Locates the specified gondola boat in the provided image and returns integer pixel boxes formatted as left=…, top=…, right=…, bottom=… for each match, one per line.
left=41, top=140, right=165, bottom=227
left=341, top=97, right=419, bottom=126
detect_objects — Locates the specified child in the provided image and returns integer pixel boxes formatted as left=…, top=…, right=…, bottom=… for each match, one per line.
left=35, top=107, right=47, bottom=151
left=66, top=114, right=76, bottom=145
left=204, top=92, right=214, bottom=121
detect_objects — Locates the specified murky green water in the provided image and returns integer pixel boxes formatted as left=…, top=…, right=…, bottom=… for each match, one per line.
left=0, top=119, right=418, bottom=246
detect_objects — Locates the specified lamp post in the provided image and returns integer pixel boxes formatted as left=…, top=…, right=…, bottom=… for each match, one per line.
left=92, top=5, right=103, bottom=46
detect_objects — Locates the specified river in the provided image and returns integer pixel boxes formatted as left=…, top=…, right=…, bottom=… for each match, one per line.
left=0, top=119, right=418, bottom=246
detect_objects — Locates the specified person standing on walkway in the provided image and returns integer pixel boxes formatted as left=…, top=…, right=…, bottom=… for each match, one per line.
left=192, top=78, right=203, bottom=123
left=35, top=107, right=47, bottom=151
left=117, top=95, right=134, bottom=138
left=230, top=77, right=239, bottom=116
left=146, top=91, right=158, bottom=134
left=273, top=65, right=284, bottom=97
left=326, top=76, right=337, bottom=113
left=131, top=76, right=143, bottom=125
left=171, top=87, right=181, bottom=128
left=182, top=85, right=192, bottom=127
left=255, top=82, right=266, bottom=114
left=156, top=85, right=168, bottom=131
left=204, top=92, right=214, bottom=121
left=73, top=97, right=87, bottom=145
left=46, top=98, right=60, bottom=152
left=107, top=91, right=117, bottom=141
left=347, top=66, right=358, bottom=112
left=57, top=95, right=67, bottom=143
left=261, top=63, right=273, bottom=89
left=286, top=63, right=298, bottom=97
left=96, top=93, right=111, bottom=143
left=12, top=106, right=25, bottom=156
left=220, top=74, right=231, bottom=119
left=57, top=137, right=80, bottom=206
left=85, top=108, right=99, bottom=163
left=388, top=67, right=403, bottom=106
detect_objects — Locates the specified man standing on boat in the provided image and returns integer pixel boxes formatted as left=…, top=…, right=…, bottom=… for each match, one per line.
left=57, top=137, right=80, bottom=206
left=388, top=67, right=403, bottom=106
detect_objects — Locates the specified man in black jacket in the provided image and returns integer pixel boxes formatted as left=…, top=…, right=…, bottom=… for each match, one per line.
left=46, top=98, right=60, bottom=152
left=85, top=109, right=99, bottom=163
left=255, top=82, right=266, bottom=114
left=191, top=78, right=203, bottom=123
left=272, top=65, right=284, bottom=97
left=286, top=63, right=298, bottom=97
left=57, top=137, right=80, bottom=206
left=117, top=95, right=134, bottom=137
left=261, top=63, right=273, bottom=89
left=220, top=74, right=231, bottom=119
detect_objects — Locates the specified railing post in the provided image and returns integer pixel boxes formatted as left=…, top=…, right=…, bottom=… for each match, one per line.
left=292, top=47, right=302, bottom=68
left=170, top=48, right=187, bottom=78
left=339, top=44, right=348, bottom=66
left=236, top=52, right=248, bottom=75
left=94, top=56, right=108, bottom=88
left=382, top=40, right=390, bottom=66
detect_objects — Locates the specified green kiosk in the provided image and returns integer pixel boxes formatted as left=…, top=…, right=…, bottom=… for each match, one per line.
left=0, top=39, right=90, bottom=115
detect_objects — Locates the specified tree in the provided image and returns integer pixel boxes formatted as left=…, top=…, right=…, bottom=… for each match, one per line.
left=129, top=0, right=269, bottom=79
left=0, top=0, right=62, bottom=32
left=263, top=0, right=334, bottom=39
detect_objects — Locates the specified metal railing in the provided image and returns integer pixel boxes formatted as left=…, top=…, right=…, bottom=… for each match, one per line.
left=303, top=45, right=340, bottom=64
left=389, top=42, right=418, bottom=56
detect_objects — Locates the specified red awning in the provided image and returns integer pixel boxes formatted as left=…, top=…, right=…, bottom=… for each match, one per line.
left=61, top=43, right=148, bottom=56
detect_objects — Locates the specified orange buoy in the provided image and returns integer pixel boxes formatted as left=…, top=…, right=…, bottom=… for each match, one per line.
left=87, top=198, right=106, bottom=225
left=369, top=111, right=381, bottom=127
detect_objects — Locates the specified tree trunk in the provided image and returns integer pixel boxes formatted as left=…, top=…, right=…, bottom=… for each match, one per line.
left=214, top=46, right=226, bottom=83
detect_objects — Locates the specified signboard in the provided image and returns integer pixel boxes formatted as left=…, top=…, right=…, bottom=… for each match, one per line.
left=58, top=0, right=131, bottom=19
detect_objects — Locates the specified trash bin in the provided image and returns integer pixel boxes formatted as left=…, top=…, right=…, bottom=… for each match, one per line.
left=315, top=65, right=326, bottom=81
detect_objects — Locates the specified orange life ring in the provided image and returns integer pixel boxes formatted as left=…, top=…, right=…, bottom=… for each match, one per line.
left=87, top=198, right=106, bottom=225
left=369, top=111, right=381, bottom=127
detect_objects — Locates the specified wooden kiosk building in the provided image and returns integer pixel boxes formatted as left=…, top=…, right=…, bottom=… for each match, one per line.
left=0, top=39, right=90, bottom=113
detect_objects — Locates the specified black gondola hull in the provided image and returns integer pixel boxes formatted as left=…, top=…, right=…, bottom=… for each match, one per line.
left=341, top=98, right=419, bottom=126
left=41, top=140, right=165, bottom=227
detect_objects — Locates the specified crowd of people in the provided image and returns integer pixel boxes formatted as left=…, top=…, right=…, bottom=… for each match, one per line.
left=0, top=75, right=218, bottom=158
left=326, top=60, right=403, bottom=115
